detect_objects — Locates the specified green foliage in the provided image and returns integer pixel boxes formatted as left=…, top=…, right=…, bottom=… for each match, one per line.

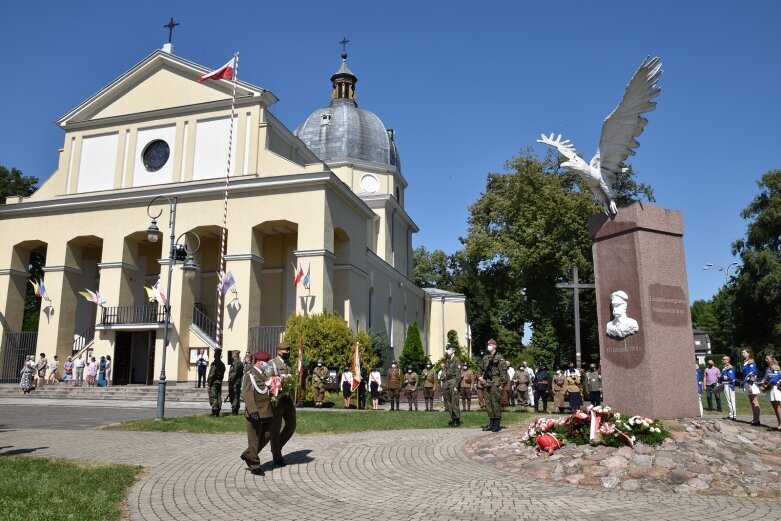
left=456, top=148, right=653, bottom=368
left=22, top=251, right=44, bottom=332
left=283, top=313, right=378, bottom=372
left=729, top=170, right=781, bottom=358
left=399, top=322, right=427, bottom=372
left=0, top=165, right=38, bottom=204
left=446, top=329, right=460, bottom=346
left=368, top=329, right=392, bottom=369
left=413, top=246, right=456, bottom=289
left=0, top=457, right=140, bottom=521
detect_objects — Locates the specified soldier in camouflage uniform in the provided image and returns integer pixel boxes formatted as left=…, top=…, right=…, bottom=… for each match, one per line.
left=312, top=358, right=328, bottom=407
left=228, top=350, right=244, bottom=415
left=387, top=361, right=402, bottom=411
left=443, top=344, right=461, bottom=427
left=421, top=362, right=436, bottom=411
left=207, top=348, right=226, bottom=417
left=476, top=350, right=486, bottom=409
left=404, top=366, right=419, bottom=411
left=478, top=339, right=507, bottom=432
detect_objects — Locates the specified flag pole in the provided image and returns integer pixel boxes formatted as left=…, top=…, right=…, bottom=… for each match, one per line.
left=215, top=51, right=239, bottom=349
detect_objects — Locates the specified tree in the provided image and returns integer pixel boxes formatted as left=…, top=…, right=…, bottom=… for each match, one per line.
left=0, top=166, right=38, bottom=204
left=283, top=313, right=378, bottom=372
left=368, top=329, right=392, bottom=369
left=729, top=170, right=781, bottom=359
left=412, top=246, right=455, bottom=290
left=399, top=322, right=427, bottom=372
left=22, top=252, right=45, bottom=332
left=457, top=148, right=654, bottom=368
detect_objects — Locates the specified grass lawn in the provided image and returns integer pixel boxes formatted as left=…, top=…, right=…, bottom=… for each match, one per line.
left=105, top=408, right=537, bottom=435
left=701, top=390, right=778, bottom=418
left=0, top=457, right=141, bottom=521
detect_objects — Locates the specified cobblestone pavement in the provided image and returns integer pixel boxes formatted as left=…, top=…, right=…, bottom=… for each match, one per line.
left=1, top=427, right=779, bottom=520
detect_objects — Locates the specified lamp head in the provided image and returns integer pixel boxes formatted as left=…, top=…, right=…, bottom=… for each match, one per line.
left=147, top=219, right=160, bottom=243
left=182, top=253, right=198, bottom=279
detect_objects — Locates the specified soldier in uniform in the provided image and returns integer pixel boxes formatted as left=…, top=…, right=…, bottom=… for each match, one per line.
left=269, top=342, right=296, bottom=466
left=443, top=344, right=461, bottom=427
left=476, top=350, right=486, bottom=409
left=459, top=363, right=474, bottom=411
left=437, top=361, right=447, bottom=411
left=583, top=363, right=602, bottom=406
left=552, top=369, right=567, bottom=413
left=240, top=352, right=273, bottom=476
left=207, top=348, right=226, bottom=417
left=421, top=362, right=436, bottom=411
left=312, top=358, right=328, bottom=407
left=404, top=366, right=419, bottom=410
left=387, top=361, right=402, bottom=411
left=514, top=364, right=531, bottom=412
left=478, top=339, right=508, bottom=432
left=228, top=350, right=244, bottom=415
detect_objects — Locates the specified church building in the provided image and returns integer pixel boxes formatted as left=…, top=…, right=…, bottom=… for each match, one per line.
left=0, top=42, right=467, bottom=384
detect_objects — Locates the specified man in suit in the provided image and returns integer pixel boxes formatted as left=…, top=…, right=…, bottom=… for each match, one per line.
left=240, top=352, right=273, bottom=476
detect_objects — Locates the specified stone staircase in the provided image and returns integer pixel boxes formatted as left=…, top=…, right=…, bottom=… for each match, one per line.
left=0, top=383, right=209, bottom=402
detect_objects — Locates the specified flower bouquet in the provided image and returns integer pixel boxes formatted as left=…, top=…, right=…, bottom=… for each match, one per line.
left=270, top=374, right=298, bottom=406
left=522, top=405, right=669, bottom=454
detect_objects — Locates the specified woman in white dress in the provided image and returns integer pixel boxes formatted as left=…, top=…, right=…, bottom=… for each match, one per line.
left=340, top=366, right=354, bottom=409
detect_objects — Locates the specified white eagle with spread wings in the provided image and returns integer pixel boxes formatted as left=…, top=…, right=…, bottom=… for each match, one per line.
left=538, top=56, right=662, bottom=216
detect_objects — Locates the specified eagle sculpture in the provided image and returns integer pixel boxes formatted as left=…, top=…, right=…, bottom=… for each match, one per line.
left=538, top=57, right=662, bottom=216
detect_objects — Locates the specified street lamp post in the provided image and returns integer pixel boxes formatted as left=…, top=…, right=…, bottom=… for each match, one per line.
left=146, top=196, right=201, bottom=421
left=703, top=262, right=739, bottom=361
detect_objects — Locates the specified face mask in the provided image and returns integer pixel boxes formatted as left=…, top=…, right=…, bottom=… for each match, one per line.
left=260, top=362, right=269, bottom=371
left=392, top=364, right=396, bottom=368
left=317, top=363, right=322, bottom=367
left=408, top=369, right=412, bottom=373
left=426, top=365, right=431, bottom=368
left=487, top=345, right=495, bottom=353
left=463, top=366, right=468, bottom=370
left=280, top=352, right=290, bottom=360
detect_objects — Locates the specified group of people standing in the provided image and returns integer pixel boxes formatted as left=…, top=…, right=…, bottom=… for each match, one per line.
left=19, top=352, right=111, bottom=392
left=698, top=349, right=781, bottom=429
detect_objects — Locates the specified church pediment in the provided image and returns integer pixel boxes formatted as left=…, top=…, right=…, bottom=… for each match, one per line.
left=56, top=50, right=278, bottom=127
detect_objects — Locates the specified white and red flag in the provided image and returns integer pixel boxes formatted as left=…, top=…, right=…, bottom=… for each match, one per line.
left=78, top=289, right=107, bottom=307
left=351, top=342, right=362, bottom=392
left=199, top=57, right=236, bottom=82
left=218, top=271, right=236, bottom=295
left=152, top=280, right=167, bottom=306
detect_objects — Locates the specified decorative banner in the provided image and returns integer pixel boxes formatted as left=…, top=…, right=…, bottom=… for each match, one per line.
left=152, top=280, right=167, bottom=306
left=218, top=271, right=236, bottom=295
left=292, top=263, right=304, bottom=288
left=29, top=279, right=51, bottom=301
left=78, top=289, right=107, bottom=307
left=302, top=263, right=311, bottom=290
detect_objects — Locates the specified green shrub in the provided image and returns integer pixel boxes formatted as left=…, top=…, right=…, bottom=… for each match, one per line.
left=284, top=313, right=378, bottom=372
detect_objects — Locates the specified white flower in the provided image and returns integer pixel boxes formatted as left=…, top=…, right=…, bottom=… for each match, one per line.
left=614, top=413, right=621, bottom=419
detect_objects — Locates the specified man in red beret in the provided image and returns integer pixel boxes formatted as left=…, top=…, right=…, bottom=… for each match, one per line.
left=241, top=351, right=272, bottom=476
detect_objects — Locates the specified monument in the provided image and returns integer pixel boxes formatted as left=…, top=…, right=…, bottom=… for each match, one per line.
left=539, top=57, right=699, bottom=419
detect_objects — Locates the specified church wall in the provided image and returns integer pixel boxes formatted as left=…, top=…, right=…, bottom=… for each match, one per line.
left=76, top=132, right=119, bottom=193
left=132, top=125, right=177, bottom=186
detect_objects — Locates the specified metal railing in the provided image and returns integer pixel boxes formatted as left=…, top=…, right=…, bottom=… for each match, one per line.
left=101, top=305, right=165, bottom=325
left=1, top=331, right=38, bottom=383
left=248, top=326, right=285, bottom=356
left=72, top=324, right=96, bottom=354
left=192, top=305, right=217, bottom=344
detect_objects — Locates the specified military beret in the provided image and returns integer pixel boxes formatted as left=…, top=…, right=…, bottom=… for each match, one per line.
left=253, top=352, right=271, bottom=362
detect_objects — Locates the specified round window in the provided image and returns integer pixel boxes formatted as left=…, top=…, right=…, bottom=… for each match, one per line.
left=360, top=174, right=379, bottom=193
left=142, top=140, right=170, bottom=172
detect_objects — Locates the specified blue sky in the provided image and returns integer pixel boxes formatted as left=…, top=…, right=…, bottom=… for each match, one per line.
left=1, top=1, right=779, bottom=303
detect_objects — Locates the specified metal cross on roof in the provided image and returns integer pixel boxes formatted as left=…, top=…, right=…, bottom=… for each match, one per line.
left=164, top=17, right=180, bottom=44
left=339, top=37, right=350, bottom=54
left=555, top=266, right=596, bottom=368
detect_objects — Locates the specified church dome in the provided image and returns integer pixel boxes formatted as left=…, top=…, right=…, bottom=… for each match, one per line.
left=294, top=51, right=400, bottom=170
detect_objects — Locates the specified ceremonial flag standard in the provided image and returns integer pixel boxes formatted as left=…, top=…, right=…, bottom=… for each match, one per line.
left=351, top=342, right=362, bottom=392
left=199, top=57, right=236, bottom=82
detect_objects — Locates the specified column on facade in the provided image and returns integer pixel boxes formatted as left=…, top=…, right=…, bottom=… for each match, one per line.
left=220, top=253, right=263, bottom=350
left=293, top=249, right=334, bottom=316
left=37, top=263, right=82, bottom=363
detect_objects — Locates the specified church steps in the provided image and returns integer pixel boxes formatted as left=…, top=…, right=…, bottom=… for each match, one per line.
left=0, top=384, right=208, bottom=401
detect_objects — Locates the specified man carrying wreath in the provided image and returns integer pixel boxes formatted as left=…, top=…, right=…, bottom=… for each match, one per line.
left=269, top=342, right=296, bottom=467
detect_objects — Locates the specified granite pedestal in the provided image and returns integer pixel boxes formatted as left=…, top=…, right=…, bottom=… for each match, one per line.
left=589, top=202, right=699, bottom=419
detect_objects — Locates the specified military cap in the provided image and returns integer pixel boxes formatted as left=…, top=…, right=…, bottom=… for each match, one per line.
left=277, top=342, right=290, bottom=350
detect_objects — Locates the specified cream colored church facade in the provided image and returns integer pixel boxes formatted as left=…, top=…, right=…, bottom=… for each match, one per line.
left=0, top=47, right=467, bottom=384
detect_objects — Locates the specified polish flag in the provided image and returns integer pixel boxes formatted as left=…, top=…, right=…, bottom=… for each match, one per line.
left=152, top=280, right=167, bottom=306
left=351, top=342, right=362, bottom=392
left=293, top=265, right=304, bottom=288
left=199, top=57, right=236, bottom=82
